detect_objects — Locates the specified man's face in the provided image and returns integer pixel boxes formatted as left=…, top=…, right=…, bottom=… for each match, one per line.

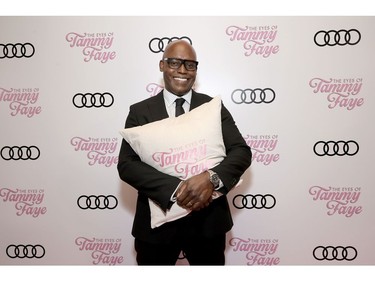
left=159, top=41, right=197, bottom=96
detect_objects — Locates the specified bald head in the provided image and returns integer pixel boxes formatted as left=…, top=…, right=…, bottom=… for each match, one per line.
left=163, top=40, right=197, bottom=61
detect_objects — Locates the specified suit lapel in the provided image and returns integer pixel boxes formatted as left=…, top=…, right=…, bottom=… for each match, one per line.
left=148, top=91, right=169, bottom=122
left=190, top=90, right=206, bottom=110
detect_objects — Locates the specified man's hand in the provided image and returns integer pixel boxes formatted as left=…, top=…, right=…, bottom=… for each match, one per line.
left=176, top=171, right=214, bottom=211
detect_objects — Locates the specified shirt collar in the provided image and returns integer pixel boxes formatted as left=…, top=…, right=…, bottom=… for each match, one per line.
left=163, top=89, right=192, bottom=107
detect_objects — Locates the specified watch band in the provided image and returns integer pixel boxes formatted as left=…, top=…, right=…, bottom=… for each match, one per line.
left=207, top=169, right=220, bottom=189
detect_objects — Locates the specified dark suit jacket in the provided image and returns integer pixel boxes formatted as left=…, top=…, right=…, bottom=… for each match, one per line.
left=117, top=90, right=252, bottom=243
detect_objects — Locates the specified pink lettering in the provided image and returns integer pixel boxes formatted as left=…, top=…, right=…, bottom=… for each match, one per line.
left=146, top=83, right=164, bottom=96
left=0, top=88, right=41, bottom=117
left=66, top=32, right=113, bottom=49
left=75, top=237, right=121, bottom=254
left=246, top=139, right=278, bottom=152
left=309, top=186, right=362, bottom=217
left=152, top=145, right=207, bottom=168
left=91, top=251, right=124, bottom=265
left=326, top=201, right=362, bottom=217
left=0, top=188, right=44, bottom=204
left=229, top=237, right=278, bottom=255
left=175, top=160, right=211, bottom=179
left=309, top=78, right=362, bottom=95
left=246, top=253, right=280, bottom=266
left=9, top=101, right=42, bottom=117
left=251, top=151, right=279, bottom=165
left=229, top=237, right=280, bottom=265
left=226, top=26, right=279, bottom=57
left=15, top=202, right=47, bottom=218
left=309, top=77, right=364, bottom=110
left=82, top=46, right=116, bottom=63
left=0, top=188, right=19, bottom=201
left=327, top=92, right=364, bottom=110
left=66, top=32, right=116, bottom=63
left=0, top=188, right=46, bottom=217
left=87, top=151, right=118, bottom=167
left=0, top=88, right=39, bottom=104
left=244, top=41, right=279, bottom=58
left=309, top=186, right=360, bottom=204
left=226, top=26, right=277, bottom=43
left=70, top=137, right=117, bottom=153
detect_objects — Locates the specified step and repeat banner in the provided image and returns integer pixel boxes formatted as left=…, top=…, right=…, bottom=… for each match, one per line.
left=0, top=16, right=374, bottom=265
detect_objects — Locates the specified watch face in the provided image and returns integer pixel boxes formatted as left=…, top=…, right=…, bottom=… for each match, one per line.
left=211, top=173, right=220, bottom=187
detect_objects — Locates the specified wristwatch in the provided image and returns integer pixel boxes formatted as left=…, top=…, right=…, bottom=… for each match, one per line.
left=207, top=169, right=220, bottom=189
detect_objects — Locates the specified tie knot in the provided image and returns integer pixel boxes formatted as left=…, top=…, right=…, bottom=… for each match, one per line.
left=175, top=98, right=185, bottom=107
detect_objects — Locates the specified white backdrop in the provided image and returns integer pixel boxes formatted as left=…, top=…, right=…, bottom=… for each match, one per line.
left=0, top=16, right=374, bottom=265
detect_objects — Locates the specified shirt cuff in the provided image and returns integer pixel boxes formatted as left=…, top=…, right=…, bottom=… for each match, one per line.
left=170, top=181, right=184, bottom=202
left=216, top=179, right=224, bottom=190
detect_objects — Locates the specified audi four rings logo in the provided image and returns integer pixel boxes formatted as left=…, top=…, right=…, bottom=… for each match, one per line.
left=0, top=43, right=35, bottom=59
left=232, top=194, right=276, bottom=209
left=6, top=244, right=45, bottom=259
left=1, top=146, right=40, bottom=160
left=313, top=246, right=357, bottom=261
left=77, top=195, right=118, bottom=210
left=72, top=92, right=114, bottom=108
left=313, top=141, right=359, bottom=156
left=314, top=29, right=361, bottom=47
left=149, top=36, right=193, bottom=53
left=231, top=88, right=276, bottom=104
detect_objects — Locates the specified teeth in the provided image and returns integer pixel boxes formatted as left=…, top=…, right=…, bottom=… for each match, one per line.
left=174, top=77, right=187, bottom=81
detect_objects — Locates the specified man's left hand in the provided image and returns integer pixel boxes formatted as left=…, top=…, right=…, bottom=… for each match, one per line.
left=176, top=171, right=214, bottom=211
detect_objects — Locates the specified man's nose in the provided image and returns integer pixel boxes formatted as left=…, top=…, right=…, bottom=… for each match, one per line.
left=177, top=63, right=188, bottom=73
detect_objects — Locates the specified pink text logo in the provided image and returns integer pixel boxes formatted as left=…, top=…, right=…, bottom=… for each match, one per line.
left=152, top=140, right=214, bottom=179
left=0, top=87, right=41, bottom=117
left=0, top=188, right=46, bottom=217
left=226, top=25, right=279, bottom=58
left=309, top=77, right=364, bottom=110
left=244, top=134, right=279, bottom=166
left=229, top=237, right=280, bottom=265
left=70, top=137, right=119, bottom=167
left=75, top=237, right=124, bottom=265
left=309, top=185, right=362, bottom=217
left=65, top=32, right=116, bottom=63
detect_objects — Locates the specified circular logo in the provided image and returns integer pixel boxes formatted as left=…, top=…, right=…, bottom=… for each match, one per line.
left=313, top=140, right=359, bottom=156
left=77, top=195, right=118, bottom=210
left=314, top=29, right=361, bottom=47
left=72, top=92, right=114, bottom=108
left=231, top=88, right=276, bottom=104
left=313, top=246, right=357, bottom=261
left=6, top=244, right=45, bottom=259
left=0, top=43, right=35, bottom=58
left=148, top=36, right=193, bottom=53
left=232, top=194, right=276, bottom=209
left=0, top=146, right=40, bottom=160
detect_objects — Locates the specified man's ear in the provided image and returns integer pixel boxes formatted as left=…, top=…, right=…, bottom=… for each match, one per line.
left=159, top=60, right=164, bottom=72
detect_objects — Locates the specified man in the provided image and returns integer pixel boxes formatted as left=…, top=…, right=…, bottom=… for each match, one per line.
left=117, top=40, right=252, bottom=265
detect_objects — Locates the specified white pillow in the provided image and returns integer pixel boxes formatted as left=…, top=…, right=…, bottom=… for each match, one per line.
left=119, top=96, right=226, bottom=228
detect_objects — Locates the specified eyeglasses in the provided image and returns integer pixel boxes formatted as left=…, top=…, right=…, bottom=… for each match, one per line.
left=162, top=58, right=199, bottom=71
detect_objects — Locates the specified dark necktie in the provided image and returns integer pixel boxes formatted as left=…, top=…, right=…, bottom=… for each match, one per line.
left=175, top=98, right=185, bottom=117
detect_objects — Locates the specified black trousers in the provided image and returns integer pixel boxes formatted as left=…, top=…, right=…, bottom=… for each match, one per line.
left=134, top=233, right=226, bottom=265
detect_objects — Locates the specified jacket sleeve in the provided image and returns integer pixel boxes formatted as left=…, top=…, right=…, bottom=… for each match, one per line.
left=211, top=103, right=252, bottom=194
left=117, top=105, right=181, bottom=212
